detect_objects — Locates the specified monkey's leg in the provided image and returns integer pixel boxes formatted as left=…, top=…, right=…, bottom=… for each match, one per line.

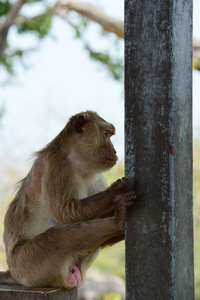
left=100, top=234, right=125, bottom=247
left=9, top=191, right=135, bottom=288
left=0, top=271, right=17, bottom=284
left=9, top=218, right=123, bottom=289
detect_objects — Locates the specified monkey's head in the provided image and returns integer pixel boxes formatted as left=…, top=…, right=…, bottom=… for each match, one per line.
left=65, top=111, right=118, bottom=173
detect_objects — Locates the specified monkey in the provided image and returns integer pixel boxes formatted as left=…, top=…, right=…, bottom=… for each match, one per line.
left=0, top=111, right=136, bottom=289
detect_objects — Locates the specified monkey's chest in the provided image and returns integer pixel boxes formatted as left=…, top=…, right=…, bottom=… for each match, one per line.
left=75, top=175, right=108, bottom=200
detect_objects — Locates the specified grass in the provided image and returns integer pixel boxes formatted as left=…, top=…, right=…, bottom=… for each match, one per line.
left=194, top=139, right=200, bottom=299
left=92, top=241, right=125, bottom=279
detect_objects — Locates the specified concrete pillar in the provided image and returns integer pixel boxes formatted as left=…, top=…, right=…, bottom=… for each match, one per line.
left=125, top=0, right=194, bottom=299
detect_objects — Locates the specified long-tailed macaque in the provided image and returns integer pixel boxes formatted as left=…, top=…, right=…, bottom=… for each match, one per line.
left=0, top=111, right=136, bottom=289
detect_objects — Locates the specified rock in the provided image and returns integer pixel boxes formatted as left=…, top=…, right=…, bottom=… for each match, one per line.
left=78, top=269, right=125, bottom=300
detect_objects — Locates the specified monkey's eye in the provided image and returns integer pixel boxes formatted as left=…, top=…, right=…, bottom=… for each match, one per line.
left=104, top=130, right=112, bottom=137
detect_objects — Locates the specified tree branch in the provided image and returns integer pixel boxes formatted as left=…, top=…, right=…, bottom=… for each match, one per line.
left=53, top=0, right=200, bottom=72
left=0, top=0, right=26, bottom=60
left=1, top=0, right=200, bottom=72
left=54, top=0, right=124, bottom=37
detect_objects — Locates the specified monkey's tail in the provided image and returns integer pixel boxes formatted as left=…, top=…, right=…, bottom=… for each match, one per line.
left=0, top=271, right=18, bottom=284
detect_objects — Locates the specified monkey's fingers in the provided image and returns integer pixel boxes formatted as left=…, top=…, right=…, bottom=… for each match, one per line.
left=113, top=179, right=122, bottom=185
left=109, top=178, right=135, bottom=196
left=111, top=177, right=133, bottom=189
left=108, top=179, right=122, bottom=192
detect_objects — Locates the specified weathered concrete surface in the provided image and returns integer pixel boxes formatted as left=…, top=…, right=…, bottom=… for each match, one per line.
left=0, top=284, right=78, bottom=300
left=125, top=0, right=194, bottom=299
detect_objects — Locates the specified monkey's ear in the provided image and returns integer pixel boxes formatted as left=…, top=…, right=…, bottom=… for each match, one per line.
left=74, top=115, right=87, bottom=133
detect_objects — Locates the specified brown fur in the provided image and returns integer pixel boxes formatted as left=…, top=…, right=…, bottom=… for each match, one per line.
left=1, top=111, right=135, bottom=288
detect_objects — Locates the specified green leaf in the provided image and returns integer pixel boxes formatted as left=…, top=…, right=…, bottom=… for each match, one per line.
left=0, top=56, right=15, bottom=74
left=17, top=14, right=52, bottom=38
left=88, top=49, right=124, bottom=81
left=0, top=0, right=12, bottom=17
left=80, top=16, right=89, bottom=28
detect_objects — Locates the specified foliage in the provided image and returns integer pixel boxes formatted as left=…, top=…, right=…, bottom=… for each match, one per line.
left=92, top=240, right=125, bottom=279
left=17, top=14, right=52, bottom=38
left=193, top=57, right=199, bottom=70
left=102, top=293, right=122, bottom=300
left=87, top=48, right=123, bottom=81
left=194, top=139, right=200, bottom=299
left=0, top=0, right=12, bottom=17
left=0, top=1, right=124, bottom=81
left=1, top=48, right=24, bottom=75
left=68, top=16, right=124, bottom=81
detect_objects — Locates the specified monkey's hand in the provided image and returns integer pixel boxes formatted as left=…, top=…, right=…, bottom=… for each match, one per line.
left=107, top=177, right=135, bottom=195
left=113, top=191, right=136, bottom=232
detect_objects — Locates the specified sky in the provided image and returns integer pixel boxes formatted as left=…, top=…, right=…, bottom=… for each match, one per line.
left=0, top=0, right=200, bottom=184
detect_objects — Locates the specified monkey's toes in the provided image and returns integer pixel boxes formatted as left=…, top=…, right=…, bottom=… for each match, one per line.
left=124, top=191, right=136, bottom=206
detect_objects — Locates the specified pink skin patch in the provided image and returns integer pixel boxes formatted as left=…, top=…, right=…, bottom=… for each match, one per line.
left=63, top=265, right=82, bottom=289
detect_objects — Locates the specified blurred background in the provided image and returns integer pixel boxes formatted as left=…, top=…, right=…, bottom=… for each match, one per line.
left=0, top=0, right=199, bottom=299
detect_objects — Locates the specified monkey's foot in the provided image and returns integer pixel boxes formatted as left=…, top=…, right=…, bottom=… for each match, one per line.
left=63, top=265, right=82, bottom=289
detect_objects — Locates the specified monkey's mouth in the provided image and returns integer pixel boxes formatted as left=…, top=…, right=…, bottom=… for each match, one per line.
left=106, top=157, right=118, bottom=166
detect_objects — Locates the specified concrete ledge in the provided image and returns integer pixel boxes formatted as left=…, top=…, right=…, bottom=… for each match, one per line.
left=0, top=284, right=78, bottom=300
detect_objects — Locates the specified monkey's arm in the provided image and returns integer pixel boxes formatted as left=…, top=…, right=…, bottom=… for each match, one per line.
left=52, top=190, right=115, bottom=224
left=45, top=159, right=135, bottom=224
left=50, top=178, right=135, bottom=224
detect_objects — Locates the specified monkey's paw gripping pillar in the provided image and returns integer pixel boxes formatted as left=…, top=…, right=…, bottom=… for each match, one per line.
left=0, top=284, right=78, bottom=300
